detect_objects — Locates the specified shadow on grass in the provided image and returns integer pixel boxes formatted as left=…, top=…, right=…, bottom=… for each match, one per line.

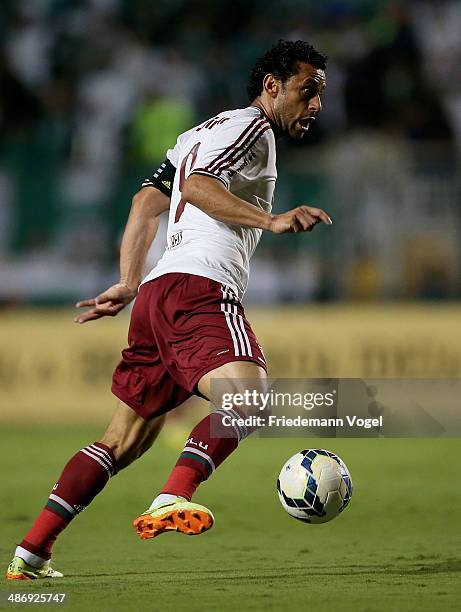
left=76, top=558, right=461, bottom=580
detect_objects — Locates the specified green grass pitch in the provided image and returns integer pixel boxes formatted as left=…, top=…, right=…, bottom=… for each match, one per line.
left=1, top=426, right=460, bottom=611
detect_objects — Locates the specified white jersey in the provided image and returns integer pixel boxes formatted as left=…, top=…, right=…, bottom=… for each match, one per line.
left=141, top=106, right=277, bottom=299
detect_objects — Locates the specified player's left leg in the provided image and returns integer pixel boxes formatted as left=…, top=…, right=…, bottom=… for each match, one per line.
left=6, top=402, right=164, bottom=580
left=133, top=360, right=267, bottom=539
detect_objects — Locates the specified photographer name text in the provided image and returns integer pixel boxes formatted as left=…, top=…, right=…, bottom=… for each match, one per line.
left=221, top=414, right=383, bottom=430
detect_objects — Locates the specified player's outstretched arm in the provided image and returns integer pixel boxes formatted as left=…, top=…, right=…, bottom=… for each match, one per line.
left=182, top=174, right=332, bottom=233
left=75, top=187, right=170, bottom=324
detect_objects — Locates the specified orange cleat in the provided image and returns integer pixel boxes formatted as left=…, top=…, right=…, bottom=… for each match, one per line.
left=133, top=499, right=214, bottom=540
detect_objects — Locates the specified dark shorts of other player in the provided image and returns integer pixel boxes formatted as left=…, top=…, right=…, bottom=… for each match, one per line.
left=111, top=273, right=267, bottom=420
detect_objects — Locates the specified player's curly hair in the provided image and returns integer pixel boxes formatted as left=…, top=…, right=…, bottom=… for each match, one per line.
left=247, top=40, right=327, bottom=102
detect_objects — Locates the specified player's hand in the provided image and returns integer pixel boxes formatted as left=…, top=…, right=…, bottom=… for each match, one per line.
left=74, top=282, right=138, bottom=324
left=269, top=206, right=332, bottom=234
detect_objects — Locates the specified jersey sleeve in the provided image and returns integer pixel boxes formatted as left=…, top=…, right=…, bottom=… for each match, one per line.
left=140, top=126, right=194, bottom=196
left=141, top=157, right=176, bottom=197
left=190, top=115, right=272, bottom=189
left=165, top=138, right=181, bottom=168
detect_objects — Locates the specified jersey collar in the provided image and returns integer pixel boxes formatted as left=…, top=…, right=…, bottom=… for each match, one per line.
left=249, top=105, right=279, bottom=137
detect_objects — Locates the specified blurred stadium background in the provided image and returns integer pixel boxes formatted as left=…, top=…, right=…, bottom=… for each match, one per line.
left=1, top=0, right=461, bottom=423
left=2, top=5, right=461, bottom=609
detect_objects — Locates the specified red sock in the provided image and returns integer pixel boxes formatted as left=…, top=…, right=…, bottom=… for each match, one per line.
left=161, top=409, right=247, bottom=500
left=18, top=443, right=117, bottom=562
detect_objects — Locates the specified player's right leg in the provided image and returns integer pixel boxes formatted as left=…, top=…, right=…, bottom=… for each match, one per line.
left=130, top=275, right=269, bottom=540
left=6, top=402, right=164, bottom=580
left=133, top=360, right=268, bottom=540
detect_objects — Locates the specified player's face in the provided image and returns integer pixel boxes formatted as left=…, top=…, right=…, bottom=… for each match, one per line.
left=274, top=62, right=326, bottom=140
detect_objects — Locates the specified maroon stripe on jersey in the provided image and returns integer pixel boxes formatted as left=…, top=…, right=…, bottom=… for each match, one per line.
left=216, top=123, right=270, bottom=174
left=207, top=120, right=270, bottom=174
left=209, top=119, right=270, bottom=175
left=206, top=117, right=264, bottom=173
left=210, top=121, right=270, bottom=176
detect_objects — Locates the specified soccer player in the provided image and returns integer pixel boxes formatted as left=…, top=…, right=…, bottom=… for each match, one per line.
left=6, top=40, right=331, bottom=580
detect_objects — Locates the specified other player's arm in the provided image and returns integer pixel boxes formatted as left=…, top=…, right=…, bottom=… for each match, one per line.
left=182, top=174, right=332, bottom=234
left=74, top=187, right=169, bottom=324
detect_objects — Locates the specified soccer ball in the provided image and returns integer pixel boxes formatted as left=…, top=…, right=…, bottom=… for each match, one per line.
left=277, top=449, right=353, bottom=524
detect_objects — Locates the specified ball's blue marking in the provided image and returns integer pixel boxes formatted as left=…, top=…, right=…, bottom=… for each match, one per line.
left=293, top=498, right=308, bottom=509
left=344, top=476, right=353, bottom=495
left=312, top=496, right=326, bottom=516
left=307, top=475, right=318, bottom=492
left=281, top=490, right=297, bottom=508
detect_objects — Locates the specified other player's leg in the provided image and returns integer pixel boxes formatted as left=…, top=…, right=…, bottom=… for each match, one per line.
left=133, top=361, right=267, bottom=539
left=6, top=402, right=164, bottom=580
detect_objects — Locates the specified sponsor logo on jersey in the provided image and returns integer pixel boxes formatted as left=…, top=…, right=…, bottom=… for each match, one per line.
left=228, top=149, right=257, bottom=177
left=162, top=180, right=171, bottom=190
left=168, top=231, right=183, bottom=249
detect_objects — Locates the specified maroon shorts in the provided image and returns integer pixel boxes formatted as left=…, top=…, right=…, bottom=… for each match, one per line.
left=111, top=273, right=266, bottom=420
